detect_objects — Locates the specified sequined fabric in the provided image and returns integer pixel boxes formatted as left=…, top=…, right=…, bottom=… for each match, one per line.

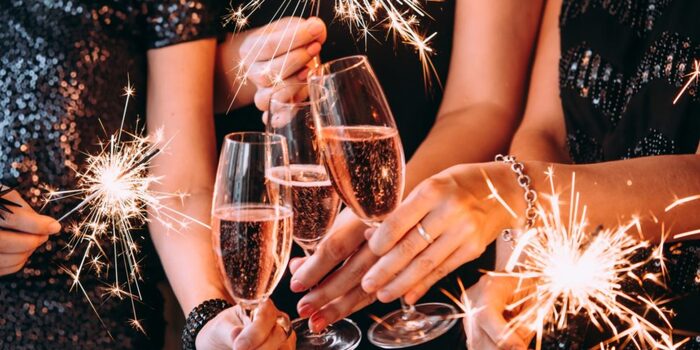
left=554, top=0, right=700, bottom=348
left=0, top=1, right=219, bottom=349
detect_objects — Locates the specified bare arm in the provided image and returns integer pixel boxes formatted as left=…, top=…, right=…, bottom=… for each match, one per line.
left=146, top=39, right=226, bottom=313
left=510, top=0, right=572, bottom=163
left=405, top=0, right=545, bottom=190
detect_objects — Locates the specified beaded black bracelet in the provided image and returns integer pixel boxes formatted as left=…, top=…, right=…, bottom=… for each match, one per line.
left=182, top=298, right=232, bottom=350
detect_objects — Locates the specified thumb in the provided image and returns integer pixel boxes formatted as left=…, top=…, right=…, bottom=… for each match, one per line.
left=3, top=207, right=61, bottom=235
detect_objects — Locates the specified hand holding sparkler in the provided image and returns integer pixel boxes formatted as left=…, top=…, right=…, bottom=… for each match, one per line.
left=461, top=274, right=531, bottom=350
left=219, top=16, right=326, bottom=111
left=0, top=189, right=61, bottom=276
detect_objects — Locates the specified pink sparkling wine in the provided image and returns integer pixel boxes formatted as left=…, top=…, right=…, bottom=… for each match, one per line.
left=267, top=164, right=341, bottom=252
left=320, top=125, right=404, bottom=223
left=212, top=205, right=293, bottom=308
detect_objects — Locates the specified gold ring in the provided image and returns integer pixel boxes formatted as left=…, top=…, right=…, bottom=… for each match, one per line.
left=415, top=222, right=434, bottom=244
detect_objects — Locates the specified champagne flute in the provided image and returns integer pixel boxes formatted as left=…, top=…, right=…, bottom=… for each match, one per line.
left=211, top=132, right=294, bottom=323
left=309, top=55, right=457, bottom=349
left=267, top=83, right=362, bottom=350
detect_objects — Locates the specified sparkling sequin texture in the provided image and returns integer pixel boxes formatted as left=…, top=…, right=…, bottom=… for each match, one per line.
left=556, top=0, right=700, bottom=348
left=0, top=1, right=219, bottom=349
left=561, top=0, right=673, bottom=35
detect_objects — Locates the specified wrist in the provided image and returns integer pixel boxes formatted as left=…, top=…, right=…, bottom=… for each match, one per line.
left=182, top=298, right=233, bottom=350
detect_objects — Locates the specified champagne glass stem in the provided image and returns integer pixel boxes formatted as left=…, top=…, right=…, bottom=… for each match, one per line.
left=400, top=298, right=416, bottom=318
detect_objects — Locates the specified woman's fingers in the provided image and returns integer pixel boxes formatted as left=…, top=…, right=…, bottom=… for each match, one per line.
left=296, top=244, right=376, bottom=318
left=235, top=300, right=279, bottom=350
left=369, top=177, right=452, bottom=256
left=402, top=243, right=479, bottom=304
left=256, top=321, right=290, bottom=350
left=288, top=256, right=307, bottom=274
left=241, top=17, right=326, bottom=62
left=0, top=263, right=25, bottom=276
left=307, top=284, right=375, bottom=332
left=0, top=251, right=32, bottom=268
left=247, top=43, right=321, bottom=88
left=254, top=75, right=306, bottom=111
left=372, top=228, right=465, bottom=302
left=362, top=206, right=460, bottom=296
left=290, top=209, right=367, bottom=293
left=0, top=230, right=49, bottom=253
left=195, top=307, right=241, bottom=350
left=0, top=193, right=61, bottom=235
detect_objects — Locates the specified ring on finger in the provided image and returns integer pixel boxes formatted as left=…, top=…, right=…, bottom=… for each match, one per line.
left=415, top=221, right=434, bottom=244
left=275, top=314, right=293, bottom=337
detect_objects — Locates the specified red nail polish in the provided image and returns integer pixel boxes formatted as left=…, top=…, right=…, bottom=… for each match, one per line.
left=290, top=279, right=306, bottom=292
left=310, top=313, right=327, bottom=332
left=297, top=303, right=314, bottom=318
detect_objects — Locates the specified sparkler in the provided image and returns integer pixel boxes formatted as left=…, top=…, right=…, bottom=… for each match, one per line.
left=45, top=81, right=209, bottom=332
left=224, top=0, right=438, bottom=111
left=673, top=59, right=699, bottom=104
left=0, top=186, right=21, bottom=220
left=453, top=167, right=686, bottom=350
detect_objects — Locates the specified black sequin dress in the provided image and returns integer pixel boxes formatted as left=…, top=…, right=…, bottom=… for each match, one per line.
left=545, top=0, right=700, bottom=348
left=0, top=1, right=219, bottom=349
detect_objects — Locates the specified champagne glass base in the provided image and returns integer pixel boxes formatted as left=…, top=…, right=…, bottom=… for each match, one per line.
left=293, top=317, right=362, bottom=350
left=367, top=302, right=457, bottom=349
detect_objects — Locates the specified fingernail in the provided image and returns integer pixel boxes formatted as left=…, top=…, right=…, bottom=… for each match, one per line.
left=297, top=303, right=314, bottom=318
left=364, top=228, right=375, bottom=240
left=297, top=68, right=310, bottom=81
left=377, top=289, right=391, bottom=302
left=362, top=278, right=377, bottom=293
left=290, top=279, right=306, bottom=293
left=310, top=313, right=326, bottom=332
left=306, top=42, right=321, bottom=56
left=48, top=221, right=61, bottom=233
left=307, top=19, right=324, bottom=37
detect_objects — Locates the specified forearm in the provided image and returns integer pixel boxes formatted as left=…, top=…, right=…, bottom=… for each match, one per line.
left=493, top=155, right=700, bottom=242
left=149, top=194, right=228, bottom=313
left=510, top=128, right=571, bottom=163
left=147, top=39, right=228, bottom=314
left=405, top=105, right=517, bottom=192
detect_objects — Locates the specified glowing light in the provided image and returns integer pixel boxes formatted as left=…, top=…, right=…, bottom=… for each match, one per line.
left=46, top=83, right=209, bottom=333
left=224, top=0, right=439, bottom=111
left=448, top=166, right=686, bottom=350
left=673, top=59, right=699, bottom=104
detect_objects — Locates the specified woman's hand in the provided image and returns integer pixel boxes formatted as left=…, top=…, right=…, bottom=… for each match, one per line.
left=462, top=274, right=531, bottom=350
left=288, top=209, right=378, bottom=332
left=361, top=162, right=518, bottom=303
left=237, top=16, right=327, bottom=111
left=196, top=299, right=296, bottom=350
left=0, top=189, right=61, bottom=276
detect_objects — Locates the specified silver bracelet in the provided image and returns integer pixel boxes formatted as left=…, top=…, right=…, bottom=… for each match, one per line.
left=494, top=155, right=538, bottom=244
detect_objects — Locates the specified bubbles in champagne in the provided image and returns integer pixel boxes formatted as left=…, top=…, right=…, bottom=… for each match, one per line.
left=267, top=164, right=341, bottom=252
left=212, top=205, right=293, bottom=309
left=320, top=126, right=404, bottom=223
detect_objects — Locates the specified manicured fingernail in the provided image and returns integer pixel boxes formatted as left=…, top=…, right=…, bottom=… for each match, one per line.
left=377, top=289, right=391, bottom=302
left=297, top=68, right=310, bottom=81
left=290, top=279, right=306, bottom=292
left=310, top=313, right=327, bottom=332
left=362, top=278, right=377, bottom=293
left=306, top=42, right=321, bottom=56
left=298, top=303, right=314, bottom=318
left=307, top=19, right=324, bottom=37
